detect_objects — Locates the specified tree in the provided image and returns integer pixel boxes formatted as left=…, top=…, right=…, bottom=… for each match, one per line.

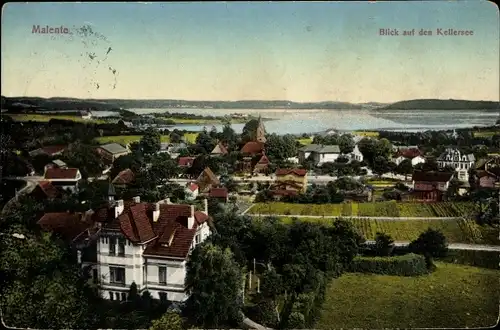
left=445, top=178, right=462, bottom=201
left=374, top=232, right=394, bottom=256
left=409, top=228, right=448, bottom=268
left=195, top=132, right=215, bottom=154
left=184, top=243, right=244, bottom=328
left=338, top=134, right=355, bottom=154
left=396, top=158, right=413, bottom=180
left=241, top=119, right=259, bottom=143
left=150, top=153, right=179, bottom=183
left=372, top=156, right=389, bottom=177
left=140, top=128, right=161, bottom=154
left=221, top=119, right=238, bottom=150
left=265, top=134, right=297, bottom=161
left=149, top=310, right=184, bottom=330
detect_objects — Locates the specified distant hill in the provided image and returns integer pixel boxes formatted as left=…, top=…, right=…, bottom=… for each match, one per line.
left=378, top=99, right=500, bottom=111
left=1, top=96, right=382, bottom=111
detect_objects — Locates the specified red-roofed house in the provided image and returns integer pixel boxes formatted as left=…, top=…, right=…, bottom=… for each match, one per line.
left=271, top=168, right=308, bottom=194
left=44, top=168, right=82, bottom=193
left=407, top=170, right=454, bottom=202
left=185, top=182, right=199, bottom=201
left=112, top=169, right=135, bottom=188
left=91, top=196, right=211, bottom=302
left=209, top=187, right=229, bottom=203
left=31, top=180, right=61, bottom=200
left=178, top=157, right=196, bottom=168
left=29, top=145, right=67, bottom=157
left=210, top=142, right=229, bottom=156
left=393, top=148, right=426, bottom=166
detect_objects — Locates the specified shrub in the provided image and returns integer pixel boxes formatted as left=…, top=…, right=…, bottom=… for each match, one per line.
left=348, top=254, right=428, bottom=276
left=287, top=312, right=305, bottom=329
left=437, top=250, right=499, bottom=270
left=374, top=232, right=395, bottom=256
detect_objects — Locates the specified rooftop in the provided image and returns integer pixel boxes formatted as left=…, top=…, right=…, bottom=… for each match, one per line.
left=44, top=168, right=80, bottom=180
left=99, top=143, right=130, bottom=155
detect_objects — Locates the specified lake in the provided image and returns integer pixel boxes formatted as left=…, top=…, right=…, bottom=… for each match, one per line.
left=111, top=108, right=498, bottom=135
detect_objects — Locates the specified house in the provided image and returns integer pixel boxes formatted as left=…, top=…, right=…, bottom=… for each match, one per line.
left=44, top=159, right=68, bottom=172
left=346, top=145, right=363, bottom=162
left=112, top=169, right=135, bottom=188
left=476, top=170, right=500, bottom=188
left=437, top=148, right=475, bottom=181
left=185, top=182, right=199, bottom=201
left=31, top=180, right=61, bottom=200
left=209, top=187, right=229, bottom=203
left=393, top=148, right=426, bottom=166
left=90, top=196, right=211, bottom=302
left=210, top=142, right=229, bottom=156
left=37, top=210, right=101, bottom=283
left=196, top=167, right=220, bottom=193
left=159, top=143, right=187, bottom=158
left=29, top=145, right=66, bottom=157
left=408, top=170, right=454, bottom=202
left=178, top=157, right=196, bottom=168
left=298, top=144, right=341, bottom=166
left=392, top=145, right=419, bottom=153
left=272, top=168, right=308, bottom=194
left=97, top=143, right=131, bottom=164
left=252, top=153, right=270, bottom=174
left=43, top=168, right=82, bottom=193
left=342, top=188, right=373, bottom=202
left=80, top=110, right=92, bottom=120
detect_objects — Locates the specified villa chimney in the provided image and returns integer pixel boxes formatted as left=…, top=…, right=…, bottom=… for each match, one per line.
left=115, top=200, right=124, bottom=218
left=77, top=250, right=82, bottom=264
left=188, top=205, right=195, bottom=229
left=166, top=198, right=171, bottom=204
left=133, top=196, right=140, bottom=203
left=204, top=198, right=208, bottom=215
left=153, top=203, right=160, bottom=222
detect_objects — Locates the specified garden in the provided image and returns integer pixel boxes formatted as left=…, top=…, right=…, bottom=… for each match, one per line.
left=249, top=201, right=475, bottom=218
left=316, top=263, right=500, bottom=329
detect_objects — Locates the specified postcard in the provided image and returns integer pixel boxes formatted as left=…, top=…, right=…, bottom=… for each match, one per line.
left=1, top=1, right=499, bottom=330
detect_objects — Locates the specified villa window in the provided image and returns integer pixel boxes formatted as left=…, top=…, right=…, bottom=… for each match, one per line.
left=109, top=237, right=116, bottom=255
left=158, top=266, right=167, bottom=284
left=109, top=267, right=125, bottom=285
left=159, top=292, right=167, bottom=302
left=121, top=292, right=127, bottom=301
left=195, top=234, right=201, bottom=245
left=109, top=291, right=114, bottom=300
left=118, top=238, right=125, bottom=256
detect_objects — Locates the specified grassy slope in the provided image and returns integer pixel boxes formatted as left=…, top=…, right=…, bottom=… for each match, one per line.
left=317, top=263, right=499, bottom=329
left=8, top=113, right=106, bottom=124
left=274, top=217, right=496, bottom=244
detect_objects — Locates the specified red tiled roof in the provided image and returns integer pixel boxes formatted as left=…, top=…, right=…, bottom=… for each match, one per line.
left=112, top=169, right=135, bottom=185
left=37, top=181, right=60, bottom=199
left=210, top=187, right=228, bottom=198
left=41, top=145, right=66, bottom=156
left=276, top=168, right=307, bottom=177
left=257, top=154, right=270, bottom=164
left=44, top=168, right=80, bottom=180
left=37, top=212, right=91, bottom=241
left=241, top=142, right=264, bottom=155
left=478, top=170, right=499, bottom=179
left=178, top=157, right=196, bottom=167
left=412, top=171, right=454, bottom=183
left=197, top=167, right=220, bottom=187
left=95, top=200, right=210, bottom=259
left=212, top=142, right=229, bottom=155
left=396, top=148, right=422, bottom=159
left=187, top=183, right=199, bottom=192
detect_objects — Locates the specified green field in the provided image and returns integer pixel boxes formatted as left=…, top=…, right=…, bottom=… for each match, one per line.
left=95, top=132, right=199, bottom=145
left=353, top=131, right=380, bottom=137
left=473, top=131, right=500, bottom=138
left=249, top=201, right=475, bottom=217
left=316, top=263, right=499, bottom=329
left=274, top=217, right=495, bottom=244
left=297, top=137, right=313, bottom=145
left=9, top=113, right=106, bottom=124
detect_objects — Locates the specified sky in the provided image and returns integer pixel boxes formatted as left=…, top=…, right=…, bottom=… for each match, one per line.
left=1, top=1, right=499, bottom=103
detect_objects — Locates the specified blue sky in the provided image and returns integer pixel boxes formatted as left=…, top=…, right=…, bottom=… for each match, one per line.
left=1, top=1, right=498, bottom=102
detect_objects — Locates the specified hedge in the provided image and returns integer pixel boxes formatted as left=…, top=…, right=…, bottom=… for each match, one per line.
left=437, top=250, right=499, bottom=270
left=348, top=254, right=428, bottom=276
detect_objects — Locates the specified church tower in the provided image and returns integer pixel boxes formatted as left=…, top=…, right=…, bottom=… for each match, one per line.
left=255, top=115, right=266, bottom=143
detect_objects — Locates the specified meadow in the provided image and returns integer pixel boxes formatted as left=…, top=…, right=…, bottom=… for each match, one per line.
left=473, top=130, right=500, bottom=138
left=316, top=263, right=499, bottom=329
left=8, top=113, right=106, bottom=124
left=249, top=201, right=475, bottom=218
left=95, top=133, right=199, bottom=145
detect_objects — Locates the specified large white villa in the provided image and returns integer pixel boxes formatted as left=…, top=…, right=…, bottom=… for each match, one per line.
left=38, top=193, right=211, bottom=303
left=437, top=148, right=475, bottom=181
